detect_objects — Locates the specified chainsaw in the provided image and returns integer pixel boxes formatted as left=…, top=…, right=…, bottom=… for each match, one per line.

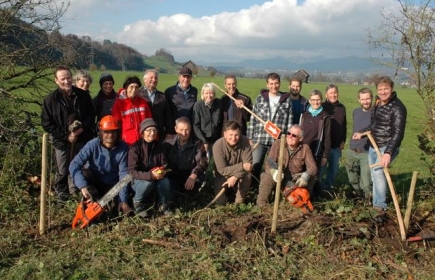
left=267, top=157, right=314, bottom=213
left=71, top=174, right=132, bottom=229
left=282, top=186, right=314, bottom=214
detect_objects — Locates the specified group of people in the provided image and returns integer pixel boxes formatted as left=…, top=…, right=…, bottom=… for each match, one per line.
left=41, top=65, right=406, bottom=221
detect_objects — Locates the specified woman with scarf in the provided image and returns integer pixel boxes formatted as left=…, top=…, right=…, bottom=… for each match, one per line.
left=192, top=83, right=223, bottom=158
left=300, top=90, right=331, bottom=195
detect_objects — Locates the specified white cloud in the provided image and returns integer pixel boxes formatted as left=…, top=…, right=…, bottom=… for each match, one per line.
left=58, top=0, right=400, bottom=63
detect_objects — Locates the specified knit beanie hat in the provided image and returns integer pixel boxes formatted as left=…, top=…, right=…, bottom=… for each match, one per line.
left=140, top=118, right=157, bottom=134
left=99, top=73, right=115, bottom=87
left=123, top=76, right=142, bottom=89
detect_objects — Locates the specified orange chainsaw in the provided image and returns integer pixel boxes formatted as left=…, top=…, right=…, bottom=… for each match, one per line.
left=283, top=186, right=314, bottom=213
left=71, top=174, right=132, bottom=229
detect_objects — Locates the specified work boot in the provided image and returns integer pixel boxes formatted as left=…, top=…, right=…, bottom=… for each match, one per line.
left=160, top=203, right=173, bottom=216
left=134, top=202, right=151, bottom=218
left=371, top=207, right=386, bottom=223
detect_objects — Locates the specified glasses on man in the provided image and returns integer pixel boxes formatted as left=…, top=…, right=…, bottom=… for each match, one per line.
left=287, top=132, right=299, bottom=138
left=144, top=128, right=158, bottom=133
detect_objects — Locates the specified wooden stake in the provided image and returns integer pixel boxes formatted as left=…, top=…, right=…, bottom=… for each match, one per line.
left=404, top=171, right=418, bottom=233
left=39, top=133, right=48, bottom=235
left=361, top=131, right=407, bottom=241
left=271, top=134, right=286, bottom=233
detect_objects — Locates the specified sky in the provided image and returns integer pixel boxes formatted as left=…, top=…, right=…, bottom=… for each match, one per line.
left=57, top=0, right=400, bottom=64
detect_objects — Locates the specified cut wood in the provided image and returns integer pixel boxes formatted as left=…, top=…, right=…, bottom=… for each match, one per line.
left=404, top=171, right=418, bottom=232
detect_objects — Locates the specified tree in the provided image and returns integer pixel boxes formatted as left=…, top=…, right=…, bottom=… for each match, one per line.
left=0, top=0, right=71, bottom=178
left=367, top=0, right=435, bottom=175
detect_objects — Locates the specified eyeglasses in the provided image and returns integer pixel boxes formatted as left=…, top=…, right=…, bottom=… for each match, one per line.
left=144, top=128, right=158, bottom=133
left=287, top=132, right=299, bottom=138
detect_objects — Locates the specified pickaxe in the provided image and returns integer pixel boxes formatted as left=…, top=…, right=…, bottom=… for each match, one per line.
left=362, top=131, right=406, bottom=241
left=212, top=82, right=281, bottom=139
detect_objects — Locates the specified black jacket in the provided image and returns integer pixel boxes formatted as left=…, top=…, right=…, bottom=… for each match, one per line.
left=164, top=82, right=198, bottom=126
left=193, top=99, right=223, bottom=144
left=139, top=87, right=175, bottom=141
left=163, top=134, right=208, bottom=178
left=221, top=90, right=252, bottom=135
left=41, top=86, right=96, bottom=150
left=128, top=139, right=167, bottom=181
left=359, top=92, right=407, bottom=155
left=322, top=100, right=347, bottom=149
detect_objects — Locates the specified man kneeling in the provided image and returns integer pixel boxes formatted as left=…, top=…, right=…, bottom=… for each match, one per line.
left=257, top=125, right=317, bottom=206
left=213, top=121, right=252, bottom=205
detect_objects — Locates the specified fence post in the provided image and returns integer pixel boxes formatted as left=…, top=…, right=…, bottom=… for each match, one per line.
left=39, top=133, right=48, bottom=235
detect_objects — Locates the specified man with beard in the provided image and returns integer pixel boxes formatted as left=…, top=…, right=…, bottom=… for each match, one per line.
left=346, top=88, right=373, bottom=200
left=41, top=65, right=96, bottom=202
left=288, top=77, right=309, bottom=124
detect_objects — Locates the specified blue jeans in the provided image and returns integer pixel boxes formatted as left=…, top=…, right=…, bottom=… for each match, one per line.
left=368, top=146, right=399, bottom=210
left=251, top=144, right=271, bottom=185
left=131, top=177, right=172, bottom=204
left=321, top=147, right=342, bottom=189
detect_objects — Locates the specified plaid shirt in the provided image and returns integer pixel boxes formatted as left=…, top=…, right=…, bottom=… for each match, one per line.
left=247, top=90, right=293, bottom=145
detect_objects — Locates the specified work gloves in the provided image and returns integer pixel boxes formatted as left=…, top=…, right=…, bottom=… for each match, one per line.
left=295, top=172, right=310, bottom=187
left=269, top=168, right=284, bottom=183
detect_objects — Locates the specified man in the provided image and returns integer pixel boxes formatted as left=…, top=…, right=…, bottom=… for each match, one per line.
left=345, top=88, right=373, bottom=199
left=69, top=115, right=131, bottom=215
left=164, top=67, right=198, bottom=126
left=257, top=125, right=317, bottom=206
left=163, top=117, right=208, bottom=199
left=288, top=77, right=309, bottom=124
left=353, top=76, right=407, bottom=215
left=139, top=69, right=174, bottom=141
left=93, top=73, right=117, bottom=122
left=221, top=75, right=252, bottom=135
left=41, top=65, right=96, bottom=201
left=213, top=121, right=252, bottom=205
left=247, top=72, right=292, bottom=186
left=321, top=84, right=347, bottom=190
left=128, top=118, right=173, bottom=217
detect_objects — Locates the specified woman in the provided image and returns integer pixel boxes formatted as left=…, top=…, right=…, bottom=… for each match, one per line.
left=192, top=83, right=222, bottom=157
left=73, top=70, right=93, bottom=91
left=300, top=90, right=331, bottom=194
left=112, top=76, right=152, bottom=146
left=93, top=73, right=118, bottom=122
left=128, top=118, right=173, bottom=217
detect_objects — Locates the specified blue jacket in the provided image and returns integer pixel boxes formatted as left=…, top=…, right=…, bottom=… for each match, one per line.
left=69, top=138, right=130, bottom=203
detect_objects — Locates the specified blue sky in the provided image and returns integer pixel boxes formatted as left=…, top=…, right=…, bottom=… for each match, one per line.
left=58, top=0, right=399, bottom=64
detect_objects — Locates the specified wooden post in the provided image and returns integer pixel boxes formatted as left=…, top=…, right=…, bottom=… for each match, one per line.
left=362, top=131, right=407, bottom=241
left=404, top=171, right=418, bottom=233
left=39, top=133, right=48, bottom=235
left=271, top=134, right=286, bottom=233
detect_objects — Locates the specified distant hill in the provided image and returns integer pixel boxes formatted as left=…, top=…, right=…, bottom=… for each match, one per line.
left=211, top=56, right=388, bottom=73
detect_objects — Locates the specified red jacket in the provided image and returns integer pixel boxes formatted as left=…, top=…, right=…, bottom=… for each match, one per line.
left=112, top=92, right=152, bottom=146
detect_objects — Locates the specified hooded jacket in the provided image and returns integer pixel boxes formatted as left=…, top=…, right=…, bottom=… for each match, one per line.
left=112, top=91, right=152, bottom=146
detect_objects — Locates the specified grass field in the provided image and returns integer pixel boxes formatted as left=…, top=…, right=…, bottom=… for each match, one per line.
left=0, top=70, right=433, bottom=279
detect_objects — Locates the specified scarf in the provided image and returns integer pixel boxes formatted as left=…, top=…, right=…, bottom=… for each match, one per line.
left=308, top=105, right=323, bottom=117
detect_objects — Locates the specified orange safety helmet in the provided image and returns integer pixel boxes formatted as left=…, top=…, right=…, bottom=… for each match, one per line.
left=99, top=115, right=120, bottom=131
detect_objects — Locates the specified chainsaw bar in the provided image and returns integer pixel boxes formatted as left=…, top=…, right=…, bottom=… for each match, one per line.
left=97, top=174, right=132, bottom=207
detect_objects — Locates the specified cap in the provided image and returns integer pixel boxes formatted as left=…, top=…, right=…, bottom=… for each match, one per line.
left=179, top=67, right=192, bottom=77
